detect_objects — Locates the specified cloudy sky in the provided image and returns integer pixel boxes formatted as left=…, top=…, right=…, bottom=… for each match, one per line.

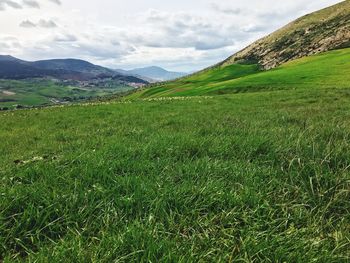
left=0, top=0, right=344, bottom=71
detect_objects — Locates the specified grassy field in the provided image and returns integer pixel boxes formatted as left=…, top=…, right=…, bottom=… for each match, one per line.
left=0, top=79, right=133, bottom=109
left=1, top=86, right=350, bottom=261
left=133, top=48, right=350, bottom=98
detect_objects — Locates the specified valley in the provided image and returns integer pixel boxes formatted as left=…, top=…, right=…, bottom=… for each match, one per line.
left=0, top=78, right=135, bottom=109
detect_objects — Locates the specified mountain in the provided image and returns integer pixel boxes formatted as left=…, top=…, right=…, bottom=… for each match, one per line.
left=135, top=0, right=350, bottom=98
left=0, top=60, right=58, bottom=80
left=32, top=59, right=115, bottom=76
left=221, top=0, right=350, bottom=69
left=117, top=66, right=187, bottom=82
left=0, top=55, right=23, bottom=62
left=0, top=56, right=147, bottom=84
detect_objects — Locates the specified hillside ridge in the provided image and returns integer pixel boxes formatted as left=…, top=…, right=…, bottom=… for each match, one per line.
left=221, top=0, right=350, bottom=69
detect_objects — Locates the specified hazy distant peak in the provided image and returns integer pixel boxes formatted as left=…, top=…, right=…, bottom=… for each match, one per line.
left=127, top=66, right=187, bottom=81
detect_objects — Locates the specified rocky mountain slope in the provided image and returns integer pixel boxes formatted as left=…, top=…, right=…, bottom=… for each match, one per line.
left=221, top=0, right=350, bottom=69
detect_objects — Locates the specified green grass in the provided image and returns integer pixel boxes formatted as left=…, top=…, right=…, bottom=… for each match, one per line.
left=1, top=86, right=350, bottom=261
left=0, top=79, right=133, bottom=109
left=136, top=63, right=261, bottom=98
left=134, top=48, right=350, bottom=98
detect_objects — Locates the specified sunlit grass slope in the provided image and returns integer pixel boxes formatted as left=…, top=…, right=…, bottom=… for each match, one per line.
left=134, top=48, right=350, bottom=98
left=1, top=87, right=350, bottom=261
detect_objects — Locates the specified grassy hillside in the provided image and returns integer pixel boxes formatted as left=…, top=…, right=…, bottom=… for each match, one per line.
left=1, top=87, right=350, bottom=261
left=1, top=2, right=349, bottom=261
left=0, top=79, right=134, bottom=109
left=134, top=48, right=350, bottom=98
left=222, top=0, right=350, bottom=69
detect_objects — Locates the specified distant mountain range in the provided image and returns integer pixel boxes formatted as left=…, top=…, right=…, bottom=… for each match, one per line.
left=0, top=55, right=186, bottom=83
left=116, top=66, right=187, bottom=82
left=0, top=55, right=148, bottom=85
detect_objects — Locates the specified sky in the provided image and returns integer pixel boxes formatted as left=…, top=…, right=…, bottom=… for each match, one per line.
left=0, top=0, right=344, bottom=72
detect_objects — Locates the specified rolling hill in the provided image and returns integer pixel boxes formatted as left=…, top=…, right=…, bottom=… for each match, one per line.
left=135, top=0, right=350, bottom=98
left=135, top=48, right=350, bottom=97
left=0, top=55, right=147, bottom=83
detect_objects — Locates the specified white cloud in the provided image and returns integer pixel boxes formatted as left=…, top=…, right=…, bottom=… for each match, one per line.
left=48, top=0, right=61, bottom=5
left=0, top=0, right=344, bottom=71
left=0, top=0, right=60, bottom=10
left=38, top=19, right=57, bottom=28
left=19, top=19, right=36, bottom=28
left=0, top=0, right=22, bottom=10
left=22, top=0, right=40, bottom=8
left=20, top=18, right=57, bottom=28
